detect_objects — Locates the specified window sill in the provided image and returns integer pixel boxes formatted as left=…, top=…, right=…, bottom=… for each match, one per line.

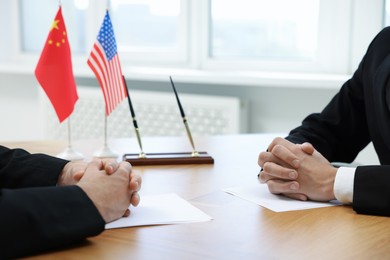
left=0, top=62, right=350, bottom=90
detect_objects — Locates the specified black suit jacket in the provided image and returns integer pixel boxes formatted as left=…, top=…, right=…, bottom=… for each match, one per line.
left=286, top=27, right=390, bottom=216
left=0, top=146, right=105, bottom=259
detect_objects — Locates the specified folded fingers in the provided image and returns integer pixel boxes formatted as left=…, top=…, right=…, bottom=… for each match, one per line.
left=258, top=162, right=297, bottom=183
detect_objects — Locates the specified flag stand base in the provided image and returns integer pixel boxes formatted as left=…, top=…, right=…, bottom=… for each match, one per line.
left=93, top=144, right=118, bottom=159
left=57, top=146, right=84, bottom=161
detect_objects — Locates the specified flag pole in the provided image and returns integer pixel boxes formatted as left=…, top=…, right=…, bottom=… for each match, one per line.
left=68, top=116, right=71, bottom=146
left=57, top=115, right=84, bottom=161
left=88, top=6, right=125, bottom=160
left=104, top=114, right=108, bottom=147
left=35, top=6, right=81, bottom=160
left=93, top=109, right=118, bottom=159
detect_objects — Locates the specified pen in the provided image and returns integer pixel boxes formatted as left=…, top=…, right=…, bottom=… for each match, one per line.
left=169, top=76, right=199, bottom=157
left=123, top=75, right=146, bottom=158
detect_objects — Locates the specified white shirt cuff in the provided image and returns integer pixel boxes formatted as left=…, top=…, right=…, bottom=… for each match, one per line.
left=333, top=166, right=355, bottom=204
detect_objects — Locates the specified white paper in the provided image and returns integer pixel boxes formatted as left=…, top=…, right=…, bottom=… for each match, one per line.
left=223, top=184, right=341, bottom=212
left=105, top=193, right=213, bottom=229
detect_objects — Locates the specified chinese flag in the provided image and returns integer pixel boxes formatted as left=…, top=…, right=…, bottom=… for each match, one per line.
left=35, top=7, right=78, bottom=123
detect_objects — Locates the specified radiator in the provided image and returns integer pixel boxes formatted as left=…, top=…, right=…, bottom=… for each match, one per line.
left=42, top=86, right=244, bottom=140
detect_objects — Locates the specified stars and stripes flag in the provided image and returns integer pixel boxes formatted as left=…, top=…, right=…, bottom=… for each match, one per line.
left=35, top=7, right=78, bottom=123
left=87, top=10, right=127, bottom=116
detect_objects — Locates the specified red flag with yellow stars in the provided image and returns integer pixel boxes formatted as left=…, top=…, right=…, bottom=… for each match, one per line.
left=35, top=7, right=78, bottom=123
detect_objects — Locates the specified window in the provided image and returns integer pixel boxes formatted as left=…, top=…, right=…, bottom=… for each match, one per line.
left=18, top=0, right=186, bottom=63
left=111, top=0, right=180, bottom=50
left=9, top=0, right=386, bottom=76
left=20, top=0, right=87, bottom=54
left=210, top=0, right=319, bottom=61
left=110, top=0, right=187, bottom=62
left=203, top=0, right=354, bottom=74
left=385, top=0, right=390, bottom=25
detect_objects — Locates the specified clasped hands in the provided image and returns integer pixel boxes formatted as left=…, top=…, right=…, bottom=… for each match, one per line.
left=58, top=159, right=142, bottom=223
left=258, top=137, right=337, bottom=202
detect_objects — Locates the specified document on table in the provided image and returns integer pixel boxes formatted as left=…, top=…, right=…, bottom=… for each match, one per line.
left=223, top=184, right=341, bottom=212
left=105, top=193, right=213, bottom=229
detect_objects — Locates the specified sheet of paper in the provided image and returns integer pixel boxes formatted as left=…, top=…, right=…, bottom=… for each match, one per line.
left=105, top=193, right=213, bottom=229
left=223, top=184, right=341, bottom=212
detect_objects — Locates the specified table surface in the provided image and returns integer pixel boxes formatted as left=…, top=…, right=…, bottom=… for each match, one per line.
left=5, top=134, right=390, bottom=260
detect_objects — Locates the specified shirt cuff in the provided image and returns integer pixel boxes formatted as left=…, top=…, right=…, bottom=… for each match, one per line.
left=333, top=166, right=356, bottom=204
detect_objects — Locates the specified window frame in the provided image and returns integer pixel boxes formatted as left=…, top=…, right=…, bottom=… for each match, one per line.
left=1, top=0, right=386, bottom=80
left=200, top=0, right=351, bottom=74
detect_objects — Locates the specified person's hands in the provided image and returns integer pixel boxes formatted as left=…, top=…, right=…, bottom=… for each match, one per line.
left=258, top=137, right=308, bottom=200
left=57, top=161, right=88, bottom=186
left=123, top=170, right=142, bottom=217
left=76, top=160, right=140, bottom=223
left=129, top=173, right=141, bottom=206
left=258, top=137, right=337, bottom=202
left=59, top=159, right=141, bottom=221
left=95, top=159, right=141, bottom=217
left=101, top=159, right=142, bottom=215
left=258, top=138, right=315, bottom=183
left=57, top=159, right=119, bottom=186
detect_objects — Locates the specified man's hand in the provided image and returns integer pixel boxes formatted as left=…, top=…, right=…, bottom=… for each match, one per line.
left=76, top=160, right=141, bottom=223
left=258, top=137, right=337, bottom=202
left=57, top=161, right=88, bottom=186
left=57, top=159, right=120, bottom=186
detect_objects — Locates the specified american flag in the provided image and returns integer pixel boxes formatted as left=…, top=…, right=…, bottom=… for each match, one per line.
left=87, top=11, right=127, bottom=116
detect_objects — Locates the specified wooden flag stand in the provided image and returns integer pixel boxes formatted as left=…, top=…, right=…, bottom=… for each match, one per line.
left=123, top=152, right=214, bottom=166
left=122, top=76, right=214, bottom=166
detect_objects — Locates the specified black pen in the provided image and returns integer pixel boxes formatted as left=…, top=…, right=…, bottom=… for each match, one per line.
left=169, top=76, right=199, bottom=157
left=123, top=75, right=146, bottom=158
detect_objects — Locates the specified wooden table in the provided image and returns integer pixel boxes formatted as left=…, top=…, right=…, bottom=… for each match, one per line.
left=5, top=134, right=390, bottom=259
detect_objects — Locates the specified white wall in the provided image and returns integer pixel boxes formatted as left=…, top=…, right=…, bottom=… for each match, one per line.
left=0, top=71, right=337, bottom=140
left=0, top=73, right=45, bottom=140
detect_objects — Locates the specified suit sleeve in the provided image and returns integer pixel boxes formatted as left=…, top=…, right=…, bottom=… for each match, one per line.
left=0, top=145, right=69, bottom=188
left=353, top=166, right=390, bottom=216
left=0, top=146, right=105, bottom=258
left=285, top=58, right=370, bottom=163
left=284, top=28, right=390, bottom=163
left=284, top=27, right=390, bottom=216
